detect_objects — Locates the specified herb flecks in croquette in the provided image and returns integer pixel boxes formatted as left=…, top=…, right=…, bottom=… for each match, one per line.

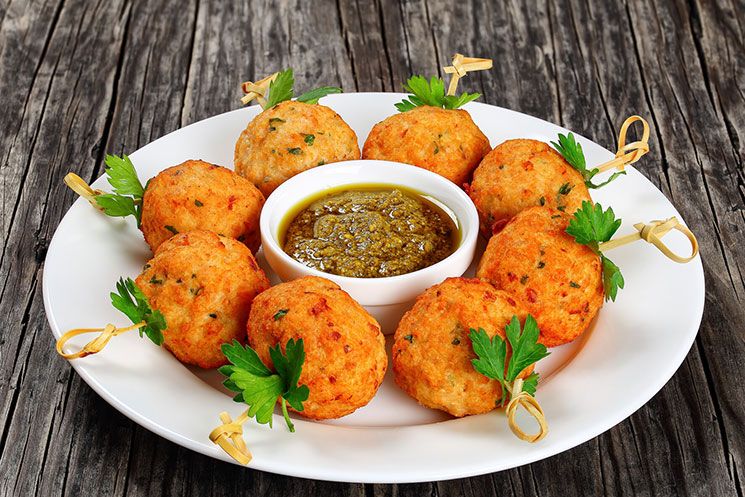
left=403, top=334, right=414, bottom=343
left=569, top=281, right=581, bottom=288
left=287, top=147, right=303, bottom=155
left=558, top=183, right=573, bottom=195
left=469, top=315, right=550, bottom=442
left=519, top=275, right=529, bottom=285
left=219, top=338, right=309, bottom=432
left=304, top=134, right=315, bottom=145
left=209, top=313, right=218, bottom=318
left=537, top=261, right=545, bottom=269
left=273, top=309, right=289, bottom=321
left=194, top=199, right=203, bottom=207
left=149, top=276, right=163, bottom=285
left=268, top=117, right=286, bottom=131
left=164, top=225, right=178, bottom=235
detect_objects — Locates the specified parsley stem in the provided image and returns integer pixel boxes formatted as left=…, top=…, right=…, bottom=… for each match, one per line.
left=280, top=398, right=295, bottom=433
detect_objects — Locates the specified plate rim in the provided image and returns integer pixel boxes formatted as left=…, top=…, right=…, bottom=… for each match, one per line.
left=42, top=93, right=706, bottom=483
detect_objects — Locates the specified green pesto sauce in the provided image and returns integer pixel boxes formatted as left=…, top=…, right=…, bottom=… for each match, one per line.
left=280, top=185, right=460, bottom=278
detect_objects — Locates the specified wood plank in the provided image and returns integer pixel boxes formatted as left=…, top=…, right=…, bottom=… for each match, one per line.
left=0, top=0, right=132, bottom=495
left=0, top=0, right=743, bottom=495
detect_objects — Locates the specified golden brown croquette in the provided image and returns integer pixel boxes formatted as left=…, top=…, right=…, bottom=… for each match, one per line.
left=140, top=160, right=264, bottom=253
left=476, top=207, right=603, bottom=347
left=392, top=277, right=528, bottom=417
left=234, top=101, right=360, bottom=196
left=362, top=106, right=491, bottom=186
left=136, top=230, right=270, bottom=368
left=247, top=276, right=387, bottom=420
left=468, top=139, right=591, bottom=235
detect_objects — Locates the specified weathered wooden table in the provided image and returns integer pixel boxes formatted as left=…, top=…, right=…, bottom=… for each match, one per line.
left=1, top=0, right=742, bottom=495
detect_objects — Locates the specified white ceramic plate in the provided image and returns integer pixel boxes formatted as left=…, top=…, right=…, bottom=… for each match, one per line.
left=43, top=93, right=704, bottom=483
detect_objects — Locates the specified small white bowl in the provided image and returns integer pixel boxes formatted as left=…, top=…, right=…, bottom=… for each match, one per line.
left=260, top=160, right=479, bottom=312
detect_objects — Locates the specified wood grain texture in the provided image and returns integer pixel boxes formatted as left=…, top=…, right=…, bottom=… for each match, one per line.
left=0, top=0, right=742, bottom=495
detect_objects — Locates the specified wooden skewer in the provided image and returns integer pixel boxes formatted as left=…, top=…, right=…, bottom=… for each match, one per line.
left=596, top=115, right=650, bottom=173
left=505, top=378, right=548, bottom=443
left=599, top=217, right=699, bottom=263
left=240, top=72, right=279, bottom=107
left=443, top=53, right=493, bottom=96
left=55, top=322, right=145, bottom=360
left=209, top=410, right=253, bottom=465
left=64, top=173, right=105, bottom=211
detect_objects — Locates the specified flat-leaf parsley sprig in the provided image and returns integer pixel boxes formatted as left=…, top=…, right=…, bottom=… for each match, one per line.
left=469, top=315, right=550, bottom=442
left=64, top=154, right=146, bottom=226
left=55, top=277, right=166, bottom=360
left=551, top=115, right=650, bottom=189
left=396, top=53, right=493, bottom=112
left=395, top=75, right=481, bottom=112
left=240, top=68, right=342, bottom=110
left=565, top=201, right=625, bottom=301
left=565, top=201, right=700, bottom=301
left=210, top=338, right=310, bottom=465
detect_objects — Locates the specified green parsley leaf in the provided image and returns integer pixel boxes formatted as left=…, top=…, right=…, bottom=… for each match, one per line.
left=601, top=255, right=625, bottom=302
left=261, top=69, right=342, bottom=109
left=296, top=86, right=342, bottom=104
left=566, top=201, right=622, bottom=247
left=395, top=75, right=481, bottom=112
left=469, top=315, right=550, bottom=405
left=551, top=132, right=626, bottom=189
left=265, top=69, right=295, bottom=108
left=219, top=338, right=309, bottom=432
left=469, top=327, right=506, bottom=383
left=522, top=372, right=540, bottom=396
left=504, top=315, right=549, bottom=382
left=103, top=154, right=145, bottom=198
left=231, top=368, right=284, bottom=426
left=94, top=194, right=138, bottom=218
left=90, top=154, right=146, bottom=226
left=443, top=92, right=481, bottom=110
left=566, top=201, right=626, bottom=301
left=110, top=277, right=166, bottom=345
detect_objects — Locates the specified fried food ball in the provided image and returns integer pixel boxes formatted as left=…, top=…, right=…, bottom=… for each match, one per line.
left=476, top=207, right=603, bottom=347
left=140, top=160, right=264, bottom=253
left=234, top=101, right=360, bottom=196
left=392, top=277, right=529, bottom=417
left=136, top=230, right=270, bottom=369
left=247, top=276, right=387, bottom=420
left=362, top=106, right=491, bottom=186
left=468, top=139, right=591, bottom=235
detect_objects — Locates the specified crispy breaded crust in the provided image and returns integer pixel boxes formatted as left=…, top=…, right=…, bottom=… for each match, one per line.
left=247, top=276, right=387, bottom=420
left=362, top=106, right=491, bottom=186
left=476, top=207, right=603, bottom=347
left=392, top=277, right=527, bottom=417
left=468, top=139, right=591, bottom=235
left=136, top=230, right=270, bottom=368
left=141, top=160, right=264, bottom=253
left=235, top=101, right=360, bottom=196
